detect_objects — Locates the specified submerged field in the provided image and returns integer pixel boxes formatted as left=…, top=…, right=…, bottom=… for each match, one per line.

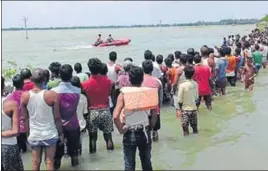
left=20, top=69, right=268, bottom=170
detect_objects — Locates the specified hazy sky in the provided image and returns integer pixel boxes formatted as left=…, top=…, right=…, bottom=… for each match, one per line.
left=2, top=1, right=268, bottom=28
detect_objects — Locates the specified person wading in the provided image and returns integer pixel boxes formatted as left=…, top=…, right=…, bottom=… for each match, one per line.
left=21, top=69, right=63, bottom=171
left=142, top=60, right=163, bottom=142
left=82, top=58, right=114, bottom=154
left=113, top=66, right=158, bottom=171
left=1, top=76, right=24, bottom=171
left=6, top=74, right=27, bottom=153
left=52, top=64, right=81, bottom=169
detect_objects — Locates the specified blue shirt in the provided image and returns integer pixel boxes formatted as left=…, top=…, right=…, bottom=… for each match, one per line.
left=216, top=57, right=228, bottom=80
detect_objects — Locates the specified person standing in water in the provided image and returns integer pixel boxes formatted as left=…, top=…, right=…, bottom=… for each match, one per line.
left=1, top=76, right=24, bottom=171
left=82, top=58, right=114, bottom=154
left=215, top=47, right=228, bottom=95
left=226, top=47, right=237, bottom=86
left=173, top=54, right=187, bottom=118
left=193, top=55, right=212, bottom=111
left=242, top=57, right=257, bottom=91
left=6, top=74, right=27, bottom=153
left=52, top=64, right=81, bottom=169
left=107, top=51, right=123, bottom=113
left=177, top=65, right=199, bottom=136
left=113, top=66, right=158, bottom=171
left=142, top=60, right=163, bottom=142
left=21, top=69, right=62, bottom=171
left=70, top=76, right=88, bottom=156
left=74, top=63, right=88, bottom=83
left=252, top=44, right=263, bottom=73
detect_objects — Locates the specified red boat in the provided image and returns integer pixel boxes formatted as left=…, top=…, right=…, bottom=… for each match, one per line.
left=92, top=38, right=131, bottom=47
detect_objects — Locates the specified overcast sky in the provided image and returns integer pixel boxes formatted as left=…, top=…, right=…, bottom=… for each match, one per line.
left=2, top=1, right=268, bottom=28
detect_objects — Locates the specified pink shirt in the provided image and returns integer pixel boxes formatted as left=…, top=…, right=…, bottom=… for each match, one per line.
left=7, top=90, right=25, bottom=133
left=142, top=75, right=162, bottom=113
left=117, top=72, right=131, bottom=89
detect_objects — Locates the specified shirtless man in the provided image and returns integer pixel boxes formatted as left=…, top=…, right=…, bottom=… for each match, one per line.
left=242, top=57, right=257, bottom=91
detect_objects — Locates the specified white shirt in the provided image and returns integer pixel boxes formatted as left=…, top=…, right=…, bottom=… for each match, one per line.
left=76, top=94, right=88, bottom=131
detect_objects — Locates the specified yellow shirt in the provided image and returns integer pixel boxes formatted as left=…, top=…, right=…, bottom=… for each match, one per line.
left=178, top=79, right=199, bottom=111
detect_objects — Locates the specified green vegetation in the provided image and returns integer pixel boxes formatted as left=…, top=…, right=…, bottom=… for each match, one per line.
left=2, top=18, right=259, bottom=31
left=257, top=14, right=268, bottom=32
left=2, top=60, right=33, bottom=81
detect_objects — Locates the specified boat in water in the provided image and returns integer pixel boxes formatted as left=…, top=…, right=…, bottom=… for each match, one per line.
left=92, top=38, right=131, bottom=47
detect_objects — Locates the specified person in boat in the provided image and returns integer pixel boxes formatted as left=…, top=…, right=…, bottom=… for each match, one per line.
left=94, top=34, right=103, bottom=46
left=106, top=34, right=114, bottom=43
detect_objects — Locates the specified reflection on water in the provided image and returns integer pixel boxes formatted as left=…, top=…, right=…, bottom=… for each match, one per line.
left=20, top=70, right=268, bottom=170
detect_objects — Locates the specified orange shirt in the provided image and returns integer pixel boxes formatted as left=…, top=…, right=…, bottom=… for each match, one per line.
left=226, top=55, right=237, bottom=73
left=167, top=67, right=176, bottom=84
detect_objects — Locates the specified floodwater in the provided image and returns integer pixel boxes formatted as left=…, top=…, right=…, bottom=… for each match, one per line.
left=2, top=24, right=268, bottom=169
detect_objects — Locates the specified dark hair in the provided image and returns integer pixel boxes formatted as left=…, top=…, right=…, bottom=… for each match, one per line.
left=174, top=51, right=181, bottom=60
left=85, top=72, right=91, bottom=78
left=257, top=40, right=261, bottom=44
left=124, top=57, right=133, bottom=62
left=235, top=48, right=241, bottom=56
left=208, top=48, right=214, bottom=55
left=180, top=54, right=187, bottom=64
left=244, top=41, right=250, bottom=48
left=236, top=42, right=242, bottom=49
left=255, top=44, right=260, bottom=50
left=20, top=68, right=32, bottom=80
left=144, top=50, right=153, bottom=60
left=43, top=69, right=50, bottom=83
left=60, top=64, right=73, bottom=82
left=74, top=63, right=82, bottom=73
left=186, top=54, right=194, bottom=64
left=98, top=34, right=101, bottom=37
left=200, top=46, right=209, bottom=56
left=194, top=55, right=202, bottom=64
left=100, top=63, right=108, bottom=76
left=167, top=54, right=174, bottom=62
left=194, top=51, right=200, bottom=56
left=124, top=64, right=133, bottom=72
left=227, top=47, right=232, bottom=55
left=70, top=76, right=81, bottom=88
left=164, top=57, right=172, bottom=67
left=128, top=66, right=144, bottom=86
left=31, top=68, right=45, bottom=85
left=109, top=34, right=111, bottom=36
left=142, top=60, right=154, bottom=74
left=109, top=51, right=117, bottom=62
left=219, top=46, right=229, bottom=57
left=2, top=76, right=5, bottom=92
left=184, top=65, right=195, bottom=79
left=156, top=55, right=164, bottom=64
left=151, top=54, right=155, bottom=62
left=48, top=62, right=61, bottom=77
left=187, top=48, right=195, bottom=56
left=87, top=58, right=101, bottom=75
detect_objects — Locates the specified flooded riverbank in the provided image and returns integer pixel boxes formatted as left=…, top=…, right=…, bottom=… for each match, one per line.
left=20, top=69, right=268, bottom=170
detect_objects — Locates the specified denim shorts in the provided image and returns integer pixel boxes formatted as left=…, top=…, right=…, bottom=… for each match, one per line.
left=28, top=137, right=58, bottom=147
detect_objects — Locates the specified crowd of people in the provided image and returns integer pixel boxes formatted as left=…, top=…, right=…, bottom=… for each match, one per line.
left=1, top=28, right=268, bottom=171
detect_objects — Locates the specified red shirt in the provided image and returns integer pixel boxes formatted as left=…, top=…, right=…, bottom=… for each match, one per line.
left=23, top=80, right=34, bottom=91
left=82, top=74, right=112, bottom=109
left=193, top=64, right=211, bottom=96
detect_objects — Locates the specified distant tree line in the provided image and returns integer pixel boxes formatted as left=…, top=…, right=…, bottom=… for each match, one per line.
left=2, top=18, right=260, bottom=31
